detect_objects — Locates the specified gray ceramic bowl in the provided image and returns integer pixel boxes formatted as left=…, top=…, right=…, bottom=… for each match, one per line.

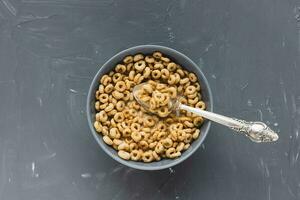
left=87, top=45, right=213, bottom=170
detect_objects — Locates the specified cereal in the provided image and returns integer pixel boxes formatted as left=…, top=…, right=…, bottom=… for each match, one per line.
left=93, top=51, right=206, bottom=162
left=103, top=135, right=113, bottom=145
left=142, top=151, right=154, bottom=162
left=115, top=64, right=126, bottom=73
left=118, top=150, right=130, bottom=160
left=123, top=56, right=133, bottom=64
left=130, top=150, right=141, bottom=161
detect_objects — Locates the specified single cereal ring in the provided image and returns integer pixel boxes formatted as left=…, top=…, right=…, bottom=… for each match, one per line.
left=168, top=87, right=177, bottom=98
left=193, top=117, right=204, bottom=126
left=149, top=141, right=158, bottom=149
left=154, top=63, right=163, bottom=69
left=117, top=123, right=124, bottom=132
left=125, top=80, right=134, bottom=90
left=188, top=97, right=199, bottom=105
left=98, top=110, right=108, bottom=122
left=103, top=135, right=113, bottom=145
left=114, top=81, right=126, bottom=92
left=112, top=73, right=122, bottom=83
left=167, top=74, right=176, bottom=85
left=136, top=75, right=144, bottom=84
left=176, top=142, right=185, bottom=152
left=155, top=142, right=164, bottom=154
left=185, top=85, right=196, bottom=95
left=153, top=51, right=162, bottom=59
left=172, top=142, right=178, bottom=148
left=189, top=73, right=197, bottom=82
left=128, top=70, right=135, bottom=81
left=156, top=123, right=167, bottom=131
left=123, top=91, right=132, bottom=101
left=177, top=130, right=186, bottom=141
left=129, top=143, right=139, bottom=151
left=162, top=138, right=173, bottom=148
left=123, top=55, right=133, bottom=64
left=143, top=67, right=151, bottom=78
left=195, top=101, right=206, bottom=110
left=157, top=106, right=169, bottom=118
left=170, top=151, right=181, bottom=158
left=173, top=73, right=181, bottom=84
left=184, top=121, right=194, bottom=128
left=143, top=116, right=156, bottom=127
left=165, top=147, right=176, bottom=158
left=104, top=84, right=114, bottom=93
left=151, top=70, right=161, bottom=79
left=116, top=101, right=125, bottom=111
left=161, top=68, right=170, bottom=79
left=161, top=57, right=170, bottom=63
left=142, top=84, right=153, bottom=94
left=193, top=129, right=200, bottom=139
left=167, top=62, right=176, bottom=72
left=118, top=150, right=130, bottom=160
left=177, top=86, right=183, bottom=93
left=112, top=90, right=124, bottom=100
left=157, top=131, right=167, bottom=140
left=94, top=121, right=102, bottom=132
left=180, top=78, right=190, bottom=85
left=109, top=127, right=120, bottom=139
left=176, top=69, right=185, bottom=77
left=131, top=132, right=142, bottom=142
left=126, top=63, right=133, bottom=71
left=95, top=101, right=100, bottom=111
left=133, top=54, right=144, bottom=62
left=122, top=128, right=131, bottom=138
left=170, top=131, right=178, bottom=141
left=187, top=93, right=197, bottom=99
left=101, top=126, right=109, bottom=135
left=130, top=123, right=141, bottom=132
left=100, top=75, right=112, bottom=86
left=184, top=134, right=193, bottom=143
left=113, top=139, right=123, bottom=146
left=184, top=143, right=190, bottom=150
left=130, top=150, right=141, bottom=161
left=114, top=112, right=124, bottom=123
left=142, top=151, right=154, bottom=162
left=104, top=103, right=114, bottom=112
left=109, top=71, right=114, bottom=76
left=95, top=90, right=101, bottom=100
left=115, top=64, right=126, bottom=73
left=134, top=60, right=146, bottom=72
left=139, top=140, right=149, bottom=150
left=133, top=73, right=142, bottom=84
left=152, top=151, right=161, bottom=161
left=194, top=82, right=201, bottom=91
left=99, top=102, right=108, bottom=110
left=99, top=93, right=109, bottom=103
left=98, top=85, right=105, bottom=93
left=145, top=56, right=155, bottom=63
left=118, top=142, right=130, bottom=151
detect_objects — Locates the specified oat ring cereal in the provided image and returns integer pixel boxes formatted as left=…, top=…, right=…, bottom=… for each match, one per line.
left=94, top=51, right=206, bottom=162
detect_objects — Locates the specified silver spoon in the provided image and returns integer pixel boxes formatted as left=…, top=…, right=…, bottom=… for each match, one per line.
left=133, top=83, right=279, bottom=143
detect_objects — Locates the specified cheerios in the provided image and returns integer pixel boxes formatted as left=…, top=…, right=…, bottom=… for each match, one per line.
left=93, top=51, right=206, bottom=162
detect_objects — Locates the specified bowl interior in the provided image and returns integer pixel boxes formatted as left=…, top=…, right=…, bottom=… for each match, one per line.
left=87, top=45, right=213, bottom=170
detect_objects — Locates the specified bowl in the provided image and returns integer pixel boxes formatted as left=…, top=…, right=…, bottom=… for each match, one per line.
left=87, top=45, right=213, bottom=170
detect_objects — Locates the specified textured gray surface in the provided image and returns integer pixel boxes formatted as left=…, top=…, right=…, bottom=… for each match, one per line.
left=0, top=0, right=299, bottom=199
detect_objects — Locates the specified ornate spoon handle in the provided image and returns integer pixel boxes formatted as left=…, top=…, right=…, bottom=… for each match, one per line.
left=179, top=104, right=279, bottom=143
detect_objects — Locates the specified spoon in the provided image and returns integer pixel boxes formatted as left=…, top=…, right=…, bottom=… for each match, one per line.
left=133, top=83, right=279, bottom=143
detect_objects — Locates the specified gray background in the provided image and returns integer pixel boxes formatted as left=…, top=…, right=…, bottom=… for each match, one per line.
left=0, top=0, right=299, bottom=199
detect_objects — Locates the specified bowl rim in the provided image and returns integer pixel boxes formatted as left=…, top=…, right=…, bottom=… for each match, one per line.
left=87, top=45, right=213, bottom=170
